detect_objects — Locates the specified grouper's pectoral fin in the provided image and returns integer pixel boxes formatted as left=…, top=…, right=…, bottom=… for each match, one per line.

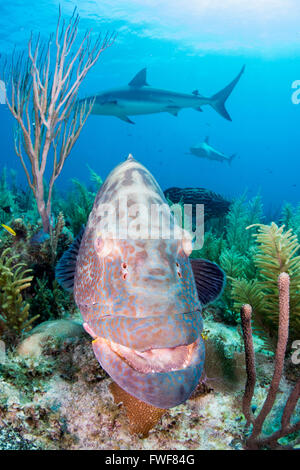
left=190, top=258, right=225, bottom=306
left=55, top=226, right=85, bottom=291
left=109, top=382, right=165, bottom=437
left=117, top=115, right=135, bottom=124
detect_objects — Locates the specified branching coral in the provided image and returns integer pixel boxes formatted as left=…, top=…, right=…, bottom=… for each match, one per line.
left=0, top=248, right=38, bottom=340
left=233, top=223, right=300, bottom=342
left=240, top=274, right=300, bottom=449
left=59, top=179, right=95, bottom=234
left=49, top=212, right=65, bottom=265
left=1, top=8, right=115, bottom=232
left=191, top=194, right=262, bottom=324
left=191, top=231, right=226, bottom=264
left=29, top=275, right=76, bottom=323
left=87, top=165, right=103, bottom=190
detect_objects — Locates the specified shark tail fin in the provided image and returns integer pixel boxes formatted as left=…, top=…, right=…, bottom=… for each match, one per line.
left=209, top=65, right=245, bottom=121
left=228, top=153, right=236, bottom=165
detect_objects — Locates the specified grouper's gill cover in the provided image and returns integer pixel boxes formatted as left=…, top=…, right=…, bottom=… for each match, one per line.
left=56, top=154, right=225, bottom=408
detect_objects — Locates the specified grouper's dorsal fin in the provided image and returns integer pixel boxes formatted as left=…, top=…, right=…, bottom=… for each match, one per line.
left=128, top=68, right=149, bottom=87
left=190, top=258, right=225, bottom=306
left=55, top=226, right=85, bottom=292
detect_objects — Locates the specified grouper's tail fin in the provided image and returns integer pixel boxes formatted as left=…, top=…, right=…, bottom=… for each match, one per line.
left=209, top=65, right=245, bottom=121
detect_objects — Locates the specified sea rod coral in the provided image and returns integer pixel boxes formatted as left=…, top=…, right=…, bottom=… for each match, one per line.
left=240, top=273, right=300, bottom=449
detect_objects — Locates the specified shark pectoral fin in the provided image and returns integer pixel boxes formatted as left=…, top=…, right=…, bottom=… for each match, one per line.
left=165, top=106, right=180, bottom=117
left=190, top=258, right=226, bottom=306
left=55, top=226, right=85, bottom=291
left=117, top=115, right=135, bottom=124
left=128, top=68, right=149, bottom=88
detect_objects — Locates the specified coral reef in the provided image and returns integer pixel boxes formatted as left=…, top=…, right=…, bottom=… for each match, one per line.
left=233, top=223, right=300, bottom=343
left=0, top=316, right=297, bottom=450
left=110, top=382, right=166, bottom=437
left=164, top=186, right=231, bottom=220
left=191, top=194, right=262, bottom=325
left=0, top=167, right=298, bottom=450
left=16, top=319, right=85, bottom=358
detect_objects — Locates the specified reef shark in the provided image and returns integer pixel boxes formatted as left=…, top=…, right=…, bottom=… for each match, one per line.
left=188, top=136, right=236, bottom=165
left=56, top=154, right=225, bottom=409
left=83, top=66, right=245, bottom=124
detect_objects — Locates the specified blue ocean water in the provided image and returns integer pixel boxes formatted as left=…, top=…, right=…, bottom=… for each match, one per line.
left=0, top=0, right=299, bottom=212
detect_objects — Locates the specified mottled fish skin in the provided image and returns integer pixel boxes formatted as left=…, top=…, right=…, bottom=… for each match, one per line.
left=74, top=155, right=205, bottom=408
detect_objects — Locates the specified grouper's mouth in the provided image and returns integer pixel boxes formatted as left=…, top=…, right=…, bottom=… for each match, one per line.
left=91, top=329, right=205, bottom=408
left=100, top=337, right=199, bottom=374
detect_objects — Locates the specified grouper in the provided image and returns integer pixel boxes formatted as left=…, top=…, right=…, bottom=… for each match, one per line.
left=56, top=154, right=225, bottom=410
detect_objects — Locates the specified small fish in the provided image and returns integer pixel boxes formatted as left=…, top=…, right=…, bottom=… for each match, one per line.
left=30, top=229, right=50, bottom=245
left=187, top=136, right=236, bottom=164
left=201, top=329, right=210, bottom=341
left=1, top=206, right=12, bottom=214
left=1, top=224, right=16, bottom=236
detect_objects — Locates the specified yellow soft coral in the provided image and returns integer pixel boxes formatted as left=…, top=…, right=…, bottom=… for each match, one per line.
left=0, top=247, right=38, bottom=340
left=232, top=223, right=300, bottom=342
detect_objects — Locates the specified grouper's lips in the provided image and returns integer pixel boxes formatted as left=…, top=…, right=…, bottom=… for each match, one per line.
left=92, top=334, right=205, bottom=408
left=101, top=337, right=199, bottom=374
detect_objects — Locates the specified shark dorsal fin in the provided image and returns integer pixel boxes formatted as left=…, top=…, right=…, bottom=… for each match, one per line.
left=128, top=68, right=149, bottom=87
left=204, top=136, right=209, bottom=144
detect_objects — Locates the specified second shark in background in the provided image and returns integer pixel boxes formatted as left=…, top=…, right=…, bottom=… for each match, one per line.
left=187, top=136, right=236, bottom=165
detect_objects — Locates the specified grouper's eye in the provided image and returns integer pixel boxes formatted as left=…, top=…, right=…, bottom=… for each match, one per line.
left=95, top=236, right=115, bottom=258
left=121, top=262, right=128, bottom=280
